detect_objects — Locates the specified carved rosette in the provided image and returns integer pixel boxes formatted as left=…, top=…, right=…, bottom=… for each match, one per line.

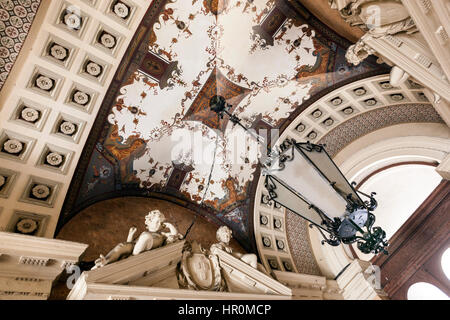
left=100, top=32, right=116, bottom=49
left=113, top=2, right=130, bottom=19
left=64, top=12, right=81, bottom=30
left=50, top=44, right=68, bottom=61
left=60, top=121, right=77, bottom=135
left=3, top=139, right=23, bottom=154
left=85, top=61, right=102, bottom=77
left=73, top=90, right=90, bottom=105
left=16, top=218, right=38, bottom=235
left=35, top=75, right=54, bottom=91
left=46, top=152, right=64, bottom=166
left=31, top=184, right=50, bottom=199
left=21, top=107, right=40, bottom=122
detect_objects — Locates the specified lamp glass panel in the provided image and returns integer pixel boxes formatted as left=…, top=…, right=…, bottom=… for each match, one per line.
left=265, top=175, right=326, bottom=228
left=297, top=143, right=364, bottom=206
left=268, top=146, right=347, bottom=219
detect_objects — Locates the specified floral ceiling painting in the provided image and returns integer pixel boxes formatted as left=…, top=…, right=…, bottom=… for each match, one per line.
left=62, top=0, right=386, bottom=251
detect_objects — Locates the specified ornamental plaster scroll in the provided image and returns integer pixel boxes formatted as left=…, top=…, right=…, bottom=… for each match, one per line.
left=328, top=0, right=450, bottom=101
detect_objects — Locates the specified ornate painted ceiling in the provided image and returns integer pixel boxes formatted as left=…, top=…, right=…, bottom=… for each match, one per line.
left=59, top=0, right=387, bottom=252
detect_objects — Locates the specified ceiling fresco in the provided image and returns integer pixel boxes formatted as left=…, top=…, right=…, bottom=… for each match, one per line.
left=60, top=0, right=387, bottom=252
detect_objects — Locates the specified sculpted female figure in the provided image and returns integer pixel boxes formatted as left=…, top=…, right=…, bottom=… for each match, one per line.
left=92, top=210, right=181, bottom=269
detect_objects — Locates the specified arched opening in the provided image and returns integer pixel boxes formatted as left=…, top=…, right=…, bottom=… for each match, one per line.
left=354, top=163, right=442, bottom=261
left=407, top=282, right=449, bottom=300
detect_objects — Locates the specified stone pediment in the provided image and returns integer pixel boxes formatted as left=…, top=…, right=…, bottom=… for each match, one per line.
left=74, top=241, right=185, bottom=287
left=210, top=247, right=292, bottom=296
left=68, top=240, right=294, bottom=300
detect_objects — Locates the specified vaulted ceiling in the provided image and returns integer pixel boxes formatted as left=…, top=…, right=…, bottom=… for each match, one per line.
left=58, top=0, right=387, bottom=251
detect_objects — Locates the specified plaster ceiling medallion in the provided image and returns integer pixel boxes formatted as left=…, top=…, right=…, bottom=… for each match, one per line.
left=365, top=98, right=377, bottom=106
left=21, top=107, right=40, bottom=122
left=50, top=44, right=68, bottom=61
left=307, top=131, right=318, bottom=139
left=262, top=236, right=272, bottom=247
left=283, top=261, right=292, bottom=272
left=31, top=184, right=50, bottom=199
left=35, top=75, right=54, bottom=91
left=46, top=152, right=64, bottom=166
left=100, top=32, right=116, bottom=49
left=312, top=109, right=322, bottom=118
left=260, top=215, right=268, bottom=225
left=73, top=90, right=90, bottom=105
left=113, top=1, right=130, bottom=19
left=391, top=93, right=404, bottom=101
left=64, top=12, right=82, bottom=30
left=343, top=107, right=354, bottom=114
left=0, top=175, right=5, bottom=188
left=296, top=123, right=306, bottom=132
left=354, top=87, right=367, bottom=96
left=3, top=139, right=23, bottom=154
left=324, top=118, right=334, bottom=126
left=60, top=121, right=77, bottom=135
left=276, top=239, right=285, bottom=250
left=274, top=218, right=282, bottom=229
left=380, top=81, right=393, bottom=89
left=16, top=218, right=38, bottom=235
left=268, top=259, right=278, bottom=269
left=331, top=97, right=343, bottom=106
left=85, top=61, right=102, bottom=77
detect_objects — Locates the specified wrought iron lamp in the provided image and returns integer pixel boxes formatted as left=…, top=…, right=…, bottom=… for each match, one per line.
left=210, top=95, right=388, bottom=255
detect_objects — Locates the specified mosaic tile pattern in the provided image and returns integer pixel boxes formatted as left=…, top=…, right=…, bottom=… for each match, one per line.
left=318, top=103, right=444, bottom=158
left=285, top=209, right=322, bottom=276
left=0, top=0, right=41, bottom=91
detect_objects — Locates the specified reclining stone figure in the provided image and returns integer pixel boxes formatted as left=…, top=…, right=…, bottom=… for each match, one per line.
left=91, top=210, right=181, bottom=269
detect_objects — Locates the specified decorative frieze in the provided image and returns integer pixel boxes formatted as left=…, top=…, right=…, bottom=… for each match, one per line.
left=414, top=53, right=433, bottom=69
left=19, top=256, right=50, bottom=267
left=435, top=26, right=449, bottom=45
left=418, top=0, right=432, bottom=14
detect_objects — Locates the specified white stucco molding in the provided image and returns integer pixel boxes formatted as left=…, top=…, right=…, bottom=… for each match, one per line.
left=0, top=231, right=88, bottom=299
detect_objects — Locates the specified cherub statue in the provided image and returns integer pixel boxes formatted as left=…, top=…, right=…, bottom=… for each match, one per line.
left=210, top=226, right=258, bottom=269
left=91, top=210, right=181, bottom=269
